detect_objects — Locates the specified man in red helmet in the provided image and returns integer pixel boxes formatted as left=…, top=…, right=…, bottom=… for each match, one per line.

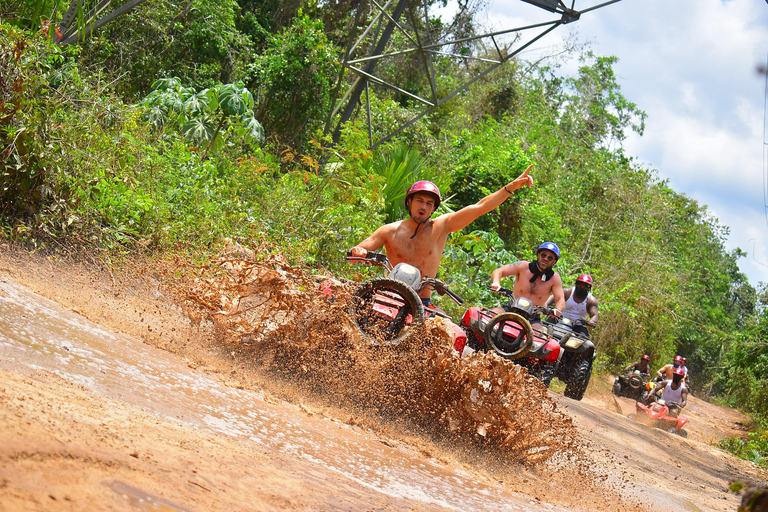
left=656, top=355, right=684, bottom=382
left=625, top=354, right=651, bottom=375
left=649, top=367, right=688, bottom=416
left=349, top=166, right=534, bottom=305
left=680, top=356, right=690, bottom=385
left=547, top=273, right=598, bottom=336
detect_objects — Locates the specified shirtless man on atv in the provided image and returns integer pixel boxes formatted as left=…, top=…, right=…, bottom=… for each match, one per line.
left=348, top=166, right=534, bottom=306
left=656, top=355, right=686, bottom=381
left=489, top=242, right=566, bottom=328
left=625, top=354, right=651, bottom=375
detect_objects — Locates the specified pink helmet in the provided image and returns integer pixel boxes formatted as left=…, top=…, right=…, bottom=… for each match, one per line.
left=405, top=181, right=441, bottom=209
left=641, top=354, right=650, bottom=361
left=576, top=274, right=593, bottom=287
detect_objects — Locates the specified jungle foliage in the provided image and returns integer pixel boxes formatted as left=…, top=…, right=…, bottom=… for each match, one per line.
left=1, top=0, right=767, bottom=458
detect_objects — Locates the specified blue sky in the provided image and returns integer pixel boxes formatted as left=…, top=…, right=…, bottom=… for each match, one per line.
left=465, top=0, right=768, bottom=286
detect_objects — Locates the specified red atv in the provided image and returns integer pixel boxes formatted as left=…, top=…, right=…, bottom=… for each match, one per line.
left=459, top=287, right=560, bottom=374
left=630, top=399, right=689, bottom=437
left=459, top=287, right=595, bottom=400
left=340, top=251, right=466, bottom=346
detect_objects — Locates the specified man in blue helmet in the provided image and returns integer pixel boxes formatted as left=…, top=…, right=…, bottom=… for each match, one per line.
left=349, top=166, right=534, bottom=307
left=489, top=242, right=566, bottom=327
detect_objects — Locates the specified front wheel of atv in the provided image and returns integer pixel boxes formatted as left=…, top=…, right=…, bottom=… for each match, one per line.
left=349, top=277, right=425, bottom=346
left=612, top=381, right=622, bottom=397
left=528, top=361, right=555, bottom=388
left=564, top=358, right=593, bottom=400
left=484, top=312, right=534, bottom=359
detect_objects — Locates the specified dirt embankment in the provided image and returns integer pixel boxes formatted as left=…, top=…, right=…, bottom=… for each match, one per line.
left=0, top=245, right=766, bottom=512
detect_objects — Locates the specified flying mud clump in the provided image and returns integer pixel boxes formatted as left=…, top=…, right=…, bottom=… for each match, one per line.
left=179, top=251, right=583, bottom=466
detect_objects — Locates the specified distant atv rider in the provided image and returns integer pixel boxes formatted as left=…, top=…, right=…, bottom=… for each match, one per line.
left=625, top=354, right=651, bottom=375
left=649, top=367, right=688, bottom=414
left=547, top=274, right=599, bottom=337
left=489, top=242, right=566, bottom=327
left=348, top=166, right=534, bottom=306
left=656, top=355, right=687, bottom=382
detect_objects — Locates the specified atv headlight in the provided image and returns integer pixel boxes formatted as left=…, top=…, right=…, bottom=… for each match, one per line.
left=565, top=338, right=583, bottom=349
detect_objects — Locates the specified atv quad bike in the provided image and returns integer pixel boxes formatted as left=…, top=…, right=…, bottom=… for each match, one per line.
left=630, top=399, right=689, bottom=437
left=613, top=370, right=650, bottom=402
left=344, top=251, right=465, bottom=346
left=460, top=287, right=595, bottom=400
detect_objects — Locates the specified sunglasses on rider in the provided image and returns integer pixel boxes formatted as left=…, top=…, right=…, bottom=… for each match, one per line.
left=538, top=252, right=556, bottom=262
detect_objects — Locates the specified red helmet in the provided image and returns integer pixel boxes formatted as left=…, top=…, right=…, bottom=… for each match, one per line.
left=673, top=367, right=685, bottom=378
left=681, top=357, right=687, bottom=365
left=576, top=274, right=593, bottom=287
left=673, top=355, right=683, bottom=365
left=641, top=354, right=650, bottom=361
left=405, top=181, right=441, bottom=209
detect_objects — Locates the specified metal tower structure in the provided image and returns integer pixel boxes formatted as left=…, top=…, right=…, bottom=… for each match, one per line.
left=326, top=0, right=623, bottom=148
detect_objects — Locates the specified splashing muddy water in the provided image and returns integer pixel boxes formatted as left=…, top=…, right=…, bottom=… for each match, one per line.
left=2, top=248, right=762, bottom=512
left=177, top=254, right=583, bottom=465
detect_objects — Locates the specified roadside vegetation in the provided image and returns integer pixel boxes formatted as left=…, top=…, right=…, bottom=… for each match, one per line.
left=2, top=0, right=767, bottom=463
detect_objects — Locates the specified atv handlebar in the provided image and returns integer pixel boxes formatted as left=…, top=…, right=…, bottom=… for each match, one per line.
left=420, top=278, right=464, bottom=305
left=490, top=286, right=559, bottom=317
left=492, top=286, right=515, bottom=298
left=345, top=250, right=391, bottom=269
left=345, top=251, right=464, bottom=305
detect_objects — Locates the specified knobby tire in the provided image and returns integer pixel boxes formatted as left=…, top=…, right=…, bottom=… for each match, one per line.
left=349, top=277, right=425, bottom=346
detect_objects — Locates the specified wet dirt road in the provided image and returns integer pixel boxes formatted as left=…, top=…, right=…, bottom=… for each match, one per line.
left=0, top=278, right=573, bottom=511
left=0, top=254, right=766, bottom=512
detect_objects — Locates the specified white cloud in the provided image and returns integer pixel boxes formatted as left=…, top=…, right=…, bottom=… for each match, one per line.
left=478, top=0, right=768, bottom=284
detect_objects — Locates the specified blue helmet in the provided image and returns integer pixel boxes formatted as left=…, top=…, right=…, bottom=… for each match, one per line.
left=537, top=242, right=560, bottom=261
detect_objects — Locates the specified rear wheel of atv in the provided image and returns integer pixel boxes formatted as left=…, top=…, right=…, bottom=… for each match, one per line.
left=564, top=358, right=593, bottom=400
left=349, top=278, right=425, bottom=346
left=483, top=312, right=534, bottom=359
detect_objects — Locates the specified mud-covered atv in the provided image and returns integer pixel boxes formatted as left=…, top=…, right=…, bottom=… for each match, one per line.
left=613, top=371, right=650, bottom=402
left=460, top=287, right=558, bottom=361
left=460, top=287, right=595, bottom=400
left=343, top=251, right=465, bottom=346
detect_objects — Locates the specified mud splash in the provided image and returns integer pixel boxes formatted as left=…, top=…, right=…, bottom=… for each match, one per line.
left=169, top=251, right=583, bottom=468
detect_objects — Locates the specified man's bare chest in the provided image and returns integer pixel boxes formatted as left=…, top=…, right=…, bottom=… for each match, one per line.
left=517, top=274, right=554, bottom=301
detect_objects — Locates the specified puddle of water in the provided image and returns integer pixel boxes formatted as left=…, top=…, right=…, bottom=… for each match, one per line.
left=0, top=280, right=565, bottom=511
left=107, top=481, right=193, bottom=512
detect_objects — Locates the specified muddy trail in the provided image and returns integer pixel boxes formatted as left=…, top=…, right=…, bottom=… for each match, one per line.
left=0, top=245, right=766, bottom=511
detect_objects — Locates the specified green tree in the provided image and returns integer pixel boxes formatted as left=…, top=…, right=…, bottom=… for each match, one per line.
left=248, top=14, right=339, bottom=148
left=140, top=78, right=265, bottom=159
left=78, top=0, right=253, bottom=99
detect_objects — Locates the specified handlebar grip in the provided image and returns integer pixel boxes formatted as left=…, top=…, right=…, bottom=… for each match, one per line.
left=446, top=289, right=464, bottom=305
left=369, top=251, right=388, bottom=263
left=489, top=285, right=514, bottom=297
left=345, top=250, right=387, bottom=263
